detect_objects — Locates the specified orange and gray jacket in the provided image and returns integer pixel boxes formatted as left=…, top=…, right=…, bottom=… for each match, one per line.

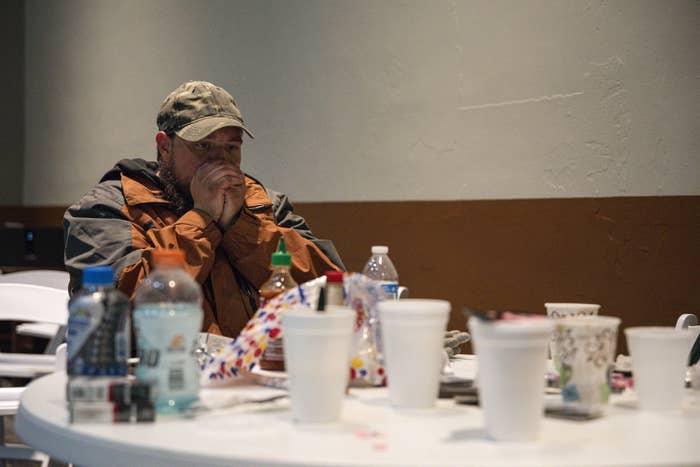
left=64, top=158, right=343, bottom=337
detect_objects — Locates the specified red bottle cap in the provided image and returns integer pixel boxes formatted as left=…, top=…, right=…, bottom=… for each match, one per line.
left=325, top=271, right=343, bottom=283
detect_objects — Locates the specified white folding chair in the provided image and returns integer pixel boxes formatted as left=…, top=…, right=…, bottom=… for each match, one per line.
left=0, top=270, right=69, bottom=290
left=0, top=270, right=69, bottom=350
left=0, top=283, right=68, bottom=465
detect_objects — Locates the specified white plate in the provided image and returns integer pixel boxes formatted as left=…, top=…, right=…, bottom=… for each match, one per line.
left=250, top=366, right=288, bottom=389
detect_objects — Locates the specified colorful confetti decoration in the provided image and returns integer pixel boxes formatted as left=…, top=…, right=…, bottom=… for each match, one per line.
left=200, top=274, right=390, bottom=387
left=345, top=274, right=387, bottom=387
left=200, top=277, right=322, bottom=386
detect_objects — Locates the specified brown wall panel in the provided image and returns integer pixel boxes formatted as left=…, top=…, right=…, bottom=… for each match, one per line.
left=295, top=196, right=700, bottom=354
left=0, top=206, right=65, bottom=227
left=3, top=196, right=698, bottom=354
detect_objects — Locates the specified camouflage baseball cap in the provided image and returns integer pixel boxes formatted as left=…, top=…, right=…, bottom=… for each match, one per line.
left=156, top=81, right=254, bottom=141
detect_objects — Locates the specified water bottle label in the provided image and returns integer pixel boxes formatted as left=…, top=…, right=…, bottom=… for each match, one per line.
left=116, top=332, right=128, bottom=362
left=67, top=297, right=129, bottom=376
left=67, top=314, right=92, bottom=375
left=67, top=301, right=103, bottom=361
left=133, top=304, right=202, bottom=405
left=381, top=282, right=399, bottom=299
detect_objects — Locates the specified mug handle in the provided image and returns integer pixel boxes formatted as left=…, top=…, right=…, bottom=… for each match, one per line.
left=675, top=313, right=698, bottom=330
left=397, top=286, right=409, bottom=299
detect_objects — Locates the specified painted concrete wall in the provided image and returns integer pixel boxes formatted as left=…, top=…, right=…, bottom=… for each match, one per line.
left=1, top=0, right=24, bottom=205
left=23, top=0, right=699, bottom=205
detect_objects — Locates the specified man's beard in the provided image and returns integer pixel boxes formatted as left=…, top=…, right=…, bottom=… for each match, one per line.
left=159, top=159, right=193, bottom=216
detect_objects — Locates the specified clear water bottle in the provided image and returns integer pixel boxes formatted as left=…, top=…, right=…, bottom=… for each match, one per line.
left=362, top=245, right=399, bottom=299
left=67, top=265, right=130, bottom=376
left=133, top=250, right=203, bottom=413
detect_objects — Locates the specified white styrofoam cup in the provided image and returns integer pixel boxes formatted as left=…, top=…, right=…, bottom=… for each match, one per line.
left=378, top=299, right=450, bottom=409
left=625, top=326, right=695, bottom=410
left=469, top=316, right=554, bottom=441
left=281, top=307, right=354, bottom=423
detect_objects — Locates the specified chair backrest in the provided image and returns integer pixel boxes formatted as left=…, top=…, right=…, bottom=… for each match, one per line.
left=0, top=283, right=68, bottom=325
left=0, top=270, right=69, bottom=291
left=55, top=342, right=67, bottom=371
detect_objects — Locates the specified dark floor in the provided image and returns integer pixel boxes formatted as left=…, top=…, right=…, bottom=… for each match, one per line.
left=1, top=373, right=67, bottom=466
left=2, top=416, right=67, bottom=466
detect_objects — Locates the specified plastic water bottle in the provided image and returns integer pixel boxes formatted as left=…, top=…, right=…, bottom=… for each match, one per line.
left=133, top=250, right=203, bottom=413
left=362, top=245, right=399, bottom=299
left=67, top=265, right=130, bottom=376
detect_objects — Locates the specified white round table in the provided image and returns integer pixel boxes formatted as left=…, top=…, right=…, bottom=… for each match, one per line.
left=15, top=356, right=700, bottom=466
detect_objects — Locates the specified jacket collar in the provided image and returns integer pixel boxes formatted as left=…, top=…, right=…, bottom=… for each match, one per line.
left=122, top=172, right=170, bottom=206
left=244, top=178, right=272, bottom=208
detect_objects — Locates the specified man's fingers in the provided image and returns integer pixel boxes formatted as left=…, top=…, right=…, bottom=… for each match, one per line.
left=204, top=169, right=243, bottom=191
left=444, top=330, right=470, bottom=357
left=444, top=337, right=461, bottom=348
left=444, top=331, right=470, bottom=345
left=196, top=162, right=241, bottom=180
left=455, top=332, right=470, bottom=344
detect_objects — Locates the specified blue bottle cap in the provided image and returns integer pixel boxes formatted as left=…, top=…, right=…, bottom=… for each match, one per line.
left=82, top=266, right=114, bottom=286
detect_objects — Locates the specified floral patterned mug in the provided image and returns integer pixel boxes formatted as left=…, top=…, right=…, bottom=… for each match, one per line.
left=551, top=315, right=621, bottom=416
left=545, top=303, right=600, bottom=319
left=545, top=303, right=601, bottom=358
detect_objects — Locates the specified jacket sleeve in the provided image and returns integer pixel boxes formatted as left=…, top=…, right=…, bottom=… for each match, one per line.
left=63, top=179, right=222, bottom=298
left=219, top=189, right=344, bottom=289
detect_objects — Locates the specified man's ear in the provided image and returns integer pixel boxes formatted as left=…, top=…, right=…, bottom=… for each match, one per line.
left=156, top=131, right=173, bottom=162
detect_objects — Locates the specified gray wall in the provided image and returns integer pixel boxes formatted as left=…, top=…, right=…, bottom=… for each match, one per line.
left=20, top=0, right=700, bottom=205
left=1, top=0, right=24, bottom=205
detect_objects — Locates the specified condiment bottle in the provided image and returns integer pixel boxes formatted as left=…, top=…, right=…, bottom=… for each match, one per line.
left=258, top=238, right=297, bottom=371
left=325, top=271, right=344, bottom=309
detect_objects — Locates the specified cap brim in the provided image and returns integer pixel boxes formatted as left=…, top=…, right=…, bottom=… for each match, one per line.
left=176, top=116, right=255, bottom=141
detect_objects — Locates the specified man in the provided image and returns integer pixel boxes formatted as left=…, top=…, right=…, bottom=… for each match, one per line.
left=64, top=80, right=344, bottom=337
